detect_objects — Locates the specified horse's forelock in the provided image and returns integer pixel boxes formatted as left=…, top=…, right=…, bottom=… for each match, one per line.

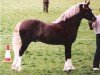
left=79, top=2, right=89, bottom=10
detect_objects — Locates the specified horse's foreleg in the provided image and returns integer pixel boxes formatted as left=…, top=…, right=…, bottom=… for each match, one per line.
left=63, top=43, right=75, bottom=71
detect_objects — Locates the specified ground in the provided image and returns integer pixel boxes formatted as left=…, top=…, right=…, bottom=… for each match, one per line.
left=0, top=0, right=100, bottom=75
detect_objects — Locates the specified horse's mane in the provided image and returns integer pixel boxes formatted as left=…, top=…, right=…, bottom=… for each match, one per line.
left=52, top=3, right=86, bottom=23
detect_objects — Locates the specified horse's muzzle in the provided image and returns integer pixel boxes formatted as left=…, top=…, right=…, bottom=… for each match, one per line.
left=88, top=17, right=96, bottom=30
left=88, top=21, right=93, bottom=30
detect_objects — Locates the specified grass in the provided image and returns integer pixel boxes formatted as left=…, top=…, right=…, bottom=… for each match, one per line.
left=0, top=0, right=100, bottom=75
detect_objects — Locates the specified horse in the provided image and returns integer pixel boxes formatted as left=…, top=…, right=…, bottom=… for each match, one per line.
left=11, top=1, right=96, bottom=72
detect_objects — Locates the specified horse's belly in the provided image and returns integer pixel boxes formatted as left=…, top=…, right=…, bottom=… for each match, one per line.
left=37, top=37, right=64, bottom=45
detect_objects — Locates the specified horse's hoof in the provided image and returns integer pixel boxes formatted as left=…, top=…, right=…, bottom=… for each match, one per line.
left=17, top=68, right=22, bottom=72
left=11, top=67, right=15, bottom=71
left=11, top=65, right=16, bottom=71
left=63, top=69, right=71, bottom=72
left=14, top=66, right=22, bottom=72
left=71, top=66, right=76, bottom=70
left=93, top=68, right=99, bottom=71
left=63, top=66, right=76, bottom=72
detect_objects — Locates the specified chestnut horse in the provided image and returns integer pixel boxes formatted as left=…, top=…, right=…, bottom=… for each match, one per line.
left=11, top=1, right=96, bottom=72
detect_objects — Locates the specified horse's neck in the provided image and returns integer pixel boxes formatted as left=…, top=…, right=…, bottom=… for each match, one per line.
left=63, top=13, right=82, bottom=27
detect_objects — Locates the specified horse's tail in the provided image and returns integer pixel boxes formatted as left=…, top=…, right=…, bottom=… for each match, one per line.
left=12, top=22, right=22, bottom=56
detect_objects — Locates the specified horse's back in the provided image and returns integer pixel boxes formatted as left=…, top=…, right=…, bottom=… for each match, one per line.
left=20, top=19, right=42, bottom=30
left=18, top=19, right=45, bottom=42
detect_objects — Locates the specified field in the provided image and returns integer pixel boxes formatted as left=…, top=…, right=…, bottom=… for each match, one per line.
left=0, top=0, right=100, bottom=75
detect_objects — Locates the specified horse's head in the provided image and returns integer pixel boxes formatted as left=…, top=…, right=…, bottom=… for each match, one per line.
left=80, top=1, right=96, bottom=22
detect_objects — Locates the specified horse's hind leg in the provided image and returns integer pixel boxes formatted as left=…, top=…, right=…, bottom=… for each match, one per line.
left=12, top=37, right=30, bottom=72
left=15, top=41, right=30, bottom=71
left=11, top=34, right=22, bottom=71
left=11, top=22, right=30, bottom=71
left=11, top=22, right=22, bottom=71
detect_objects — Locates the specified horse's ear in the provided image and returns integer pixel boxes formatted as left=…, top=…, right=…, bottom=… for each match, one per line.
left=85, top=0, right=87, bottom=3
left=87, top=1, right=90, bottom=5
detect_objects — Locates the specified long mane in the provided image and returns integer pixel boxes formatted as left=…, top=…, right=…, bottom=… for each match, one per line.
left=52, top=3, right=86, bottom=23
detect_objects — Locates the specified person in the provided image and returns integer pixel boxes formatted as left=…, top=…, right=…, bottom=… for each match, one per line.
left=43, top=0, right=49, bottom=13
left=89, top=15, right=100, bottom=71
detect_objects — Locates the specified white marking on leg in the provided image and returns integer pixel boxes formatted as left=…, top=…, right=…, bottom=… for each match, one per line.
left=11, top=22, right=22, bottom=71
left=93, top=68, right=99, bottom=71
left=63, top=59, right=75, bottom=71
left=15, top=56, right=22, bottom=72
left=11, top=55, right=18, bottom=70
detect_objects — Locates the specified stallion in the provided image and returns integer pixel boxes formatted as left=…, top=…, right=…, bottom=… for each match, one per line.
left=11, top=1, right=96, bottom=72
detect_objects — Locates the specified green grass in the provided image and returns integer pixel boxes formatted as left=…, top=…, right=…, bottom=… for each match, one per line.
left=0, top=0, right=100, bottom=75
